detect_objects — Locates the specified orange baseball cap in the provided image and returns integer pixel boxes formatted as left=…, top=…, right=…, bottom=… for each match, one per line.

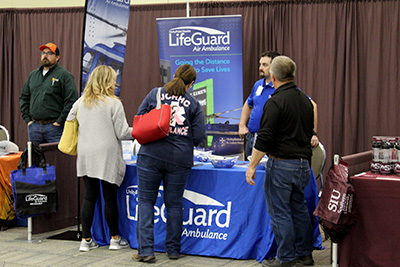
left=39, top=42, right=59, bottom=55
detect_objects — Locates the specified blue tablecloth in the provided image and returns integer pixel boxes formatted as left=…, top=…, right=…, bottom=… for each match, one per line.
left=92, top=160, right=322, bottom=262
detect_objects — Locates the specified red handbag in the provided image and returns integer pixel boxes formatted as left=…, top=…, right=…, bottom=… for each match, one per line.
left=132, top=88, right=171, bottom=144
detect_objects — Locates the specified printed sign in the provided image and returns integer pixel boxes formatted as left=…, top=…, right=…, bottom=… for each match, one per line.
left=91, top=164, right=322, bottom=262
left=81, top=0, right=131, bottom=96
left=157, top=16, right=243, bottom=124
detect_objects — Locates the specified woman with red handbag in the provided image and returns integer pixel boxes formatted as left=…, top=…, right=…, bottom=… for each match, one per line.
left=132, top=64, right=207, bottom=262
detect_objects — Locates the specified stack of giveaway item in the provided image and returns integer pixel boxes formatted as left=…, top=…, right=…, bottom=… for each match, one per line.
left=10, top=142, right=57, bottom=217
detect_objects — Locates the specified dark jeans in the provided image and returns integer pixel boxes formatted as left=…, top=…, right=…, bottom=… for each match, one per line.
left=264, top=158, right=314, bottom=263
left=81, top=176, right=119, bottom=239
left=27, top=121, right=63, bottom=144
left=136, top=155, right=191, bottom=257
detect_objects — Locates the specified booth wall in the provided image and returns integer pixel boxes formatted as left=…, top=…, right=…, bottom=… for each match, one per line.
left=1, top=0, right=399, bottom=180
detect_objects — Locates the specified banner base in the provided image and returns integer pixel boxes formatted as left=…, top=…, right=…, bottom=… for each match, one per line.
left=47, top=230, right=82, bottom=241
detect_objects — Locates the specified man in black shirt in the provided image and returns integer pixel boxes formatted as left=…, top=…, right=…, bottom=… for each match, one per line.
left=246, top=56, right=315, bottom=266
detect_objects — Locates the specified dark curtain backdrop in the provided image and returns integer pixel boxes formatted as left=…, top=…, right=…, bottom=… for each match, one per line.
left=1, top=1, right=399, bottom=180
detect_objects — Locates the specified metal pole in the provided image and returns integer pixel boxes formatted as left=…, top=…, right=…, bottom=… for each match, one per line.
left=332, top=243, right=338, bottom=267
left=186, top=0, right=190, bottom=17
left=332, top=154, right=340, bottom=267
left=27, top=141, right=32, bottom=241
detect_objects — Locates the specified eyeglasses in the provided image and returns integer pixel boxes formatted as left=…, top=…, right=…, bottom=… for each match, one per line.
left=41, top=51, right=55, bottom=56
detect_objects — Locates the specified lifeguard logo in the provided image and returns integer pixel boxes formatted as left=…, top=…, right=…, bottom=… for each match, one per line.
left=107, top=0, right=130, bottom=9
left=25, top=194, right=48, bottom=206
left=168, top=26, right=231, bottom=52
left=126, top=185, right=231, bottom=240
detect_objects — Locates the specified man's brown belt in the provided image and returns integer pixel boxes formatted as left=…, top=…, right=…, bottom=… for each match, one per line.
left=269, top=154, right=305, bottom=161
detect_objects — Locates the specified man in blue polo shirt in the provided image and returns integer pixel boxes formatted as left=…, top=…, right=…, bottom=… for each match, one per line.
left=239, top=51, right=281, bottom=160
left=239, top=51, right=319, bottom=160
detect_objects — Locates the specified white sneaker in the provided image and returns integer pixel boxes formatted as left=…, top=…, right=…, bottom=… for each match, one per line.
left=79, top=239, right=99, bottom=252
left=109, top=237, right=129, bottom=250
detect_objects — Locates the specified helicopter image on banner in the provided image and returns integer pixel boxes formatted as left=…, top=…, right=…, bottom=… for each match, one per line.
left=80, top=0, right=130, bottom=96
left=81, top=41, right=125, bottom=96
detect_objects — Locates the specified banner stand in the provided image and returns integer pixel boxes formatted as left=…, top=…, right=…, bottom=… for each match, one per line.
left=48, top=0, right=131, bottom=242
left=27, top=142, right=32, bottom=241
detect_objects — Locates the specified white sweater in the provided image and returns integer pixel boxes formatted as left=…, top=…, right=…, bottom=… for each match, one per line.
left=67, top=97, right=133, bottom=186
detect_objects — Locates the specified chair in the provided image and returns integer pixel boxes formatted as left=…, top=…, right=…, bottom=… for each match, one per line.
left=0, top=125, right=10, bottom=141
left=0, top=125, right=19, bottom=155
left=311, top=142, right=326, bottom=195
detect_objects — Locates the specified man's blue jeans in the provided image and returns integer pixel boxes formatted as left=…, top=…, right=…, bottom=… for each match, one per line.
left=136, top=154, right=191, bottom=257
left=264, top=158, right=313, bottom=263
left=28, top=122, right=63, bottom=144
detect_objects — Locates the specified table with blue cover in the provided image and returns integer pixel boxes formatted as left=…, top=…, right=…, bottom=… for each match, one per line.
left=92, top=160, right=322, bottom=262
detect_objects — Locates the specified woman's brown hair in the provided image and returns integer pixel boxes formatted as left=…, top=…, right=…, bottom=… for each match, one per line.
left=164, top=64, right=197, bottom=96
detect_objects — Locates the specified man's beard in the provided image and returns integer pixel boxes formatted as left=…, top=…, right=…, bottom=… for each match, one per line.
left=260, top=71, right=269, bottom=79
left=41, top=59, right=53, bottom=67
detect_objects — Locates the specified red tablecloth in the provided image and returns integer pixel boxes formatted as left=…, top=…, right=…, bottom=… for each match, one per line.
left=338, top=171, right=400, bottom=267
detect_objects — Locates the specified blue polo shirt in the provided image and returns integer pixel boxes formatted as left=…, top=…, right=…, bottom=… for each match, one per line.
left=247, top=78, right=275, bottom=133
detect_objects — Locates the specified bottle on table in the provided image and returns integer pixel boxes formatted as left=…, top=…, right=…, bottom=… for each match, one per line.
left=371, top=140, right=381, bottom=173
left=394, top=142, right=400, bottom=176
left=379, top=141, right=393, bottom=174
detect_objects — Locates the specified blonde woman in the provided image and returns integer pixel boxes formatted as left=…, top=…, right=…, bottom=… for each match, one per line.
left=67, top=65, right=133, bottom=252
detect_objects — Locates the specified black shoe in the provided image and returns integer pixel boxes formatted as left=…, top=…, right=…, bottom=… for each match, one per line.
left=262, top=258, right=297, bottom=266
left=296, top=255, right=314, bottom=266
left=166, top=253, right=180, bottom=260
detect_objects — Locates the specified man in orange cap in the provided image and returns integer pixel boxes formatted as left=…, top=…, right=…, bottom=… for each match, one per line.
left=19, top=42, right=78, bottom=144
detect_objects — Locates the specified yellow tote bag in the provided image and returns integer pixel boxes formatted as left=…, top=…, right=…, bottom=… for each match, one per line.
left=58, top=108, right=78, bottom=156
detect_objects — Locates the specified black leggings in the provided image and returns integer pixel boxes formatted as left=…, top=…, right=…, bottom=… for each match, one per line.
left=81, top=176, right=119, bottom=238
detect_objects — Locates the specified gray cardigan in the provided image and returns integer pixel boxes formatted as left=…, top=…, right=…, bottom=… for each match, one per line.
left=68, top=97, right=132, bottom=186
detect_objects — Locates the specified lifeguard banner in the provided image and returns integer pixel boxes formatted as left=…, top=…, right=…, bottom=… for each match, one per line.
left=156, top=16, right=243, bottom=124
left=80, top=0, right=131, bottom=96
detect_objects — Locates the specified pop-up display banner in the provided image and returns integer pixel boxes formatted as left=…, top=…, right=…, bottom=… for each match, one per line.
left=156, top=15, right=244, bottom=125
left=80, top=0, right=131, bottom=96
